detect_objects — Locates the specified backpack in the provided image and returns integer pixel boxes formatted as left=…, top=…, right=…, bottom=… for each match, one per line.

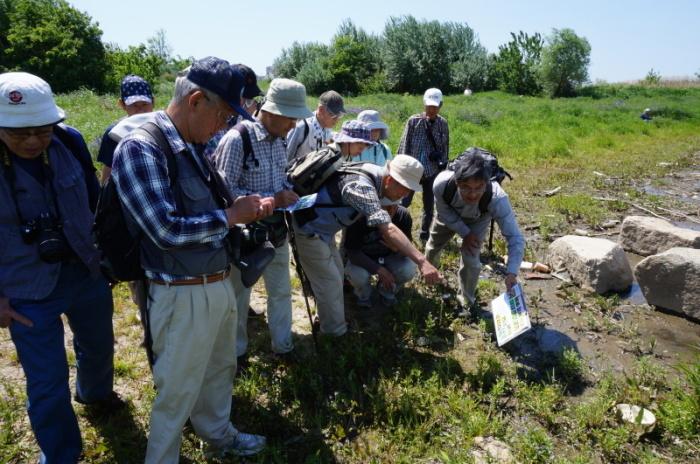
left=287, top=144, right=345, bottom=196
left=442, top=147, right=512, bottom=215
left=94, top=122, right=178, bottom=283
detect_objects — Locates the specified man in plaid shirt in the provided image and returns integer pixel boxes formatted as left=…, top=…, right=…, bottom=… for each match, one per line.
left=213, top=78, right=312, bottom=364
left=398, top=87, right=450, bottom=242
left=112, top=57, right=272, bottom=461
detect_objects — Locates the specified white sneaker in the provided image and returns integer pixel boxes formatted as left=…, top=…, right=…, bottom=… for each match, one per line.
left=207, top=431, right=266, bottom=457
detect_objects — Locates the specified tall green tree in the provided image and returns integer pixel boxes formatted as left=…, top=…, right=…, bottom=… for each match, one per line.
left=539, top=28, right=591, bottom=97
left=103, top=44, right=163, bottom=93
left=382, top=16, right=487, bottom=93
left=493, top=31, right=544, bottom=96
left=271, top=41, right=329, bottom=80
left=0, top=0, right=107, bottom=92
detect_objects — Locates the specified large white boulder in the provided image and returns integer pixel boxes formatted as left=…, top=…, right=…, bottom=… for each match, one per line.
left=620, top=215, right=700, bottom=256
left=547, top=235, right=633, bottom=294
left=634, top=247, right=700, bottom=320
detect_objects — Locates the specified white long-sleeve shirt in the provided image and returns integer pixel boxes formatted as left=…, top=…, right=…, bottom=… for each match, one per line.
left=433, top=170, right=525, bottom=275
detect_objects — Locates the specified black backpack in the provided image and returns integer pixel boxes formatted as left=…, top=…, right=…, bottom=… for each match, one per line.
left=442, top=147, right=512, bottom=215
left=94, top=122, right=177, bottom=283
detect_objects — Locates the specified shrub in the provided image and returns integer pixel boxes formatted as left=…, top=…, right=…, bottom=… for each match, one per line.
left=539, top=28, right=591, bottom=98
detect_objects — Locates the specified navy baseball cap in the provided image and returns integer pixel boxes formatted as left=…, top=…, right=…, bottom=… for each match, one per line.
left=232, top=64, right=263, bottom=99
left=120, top=75, right=153, bottom=105
left=186, top=56, right=252, bottom=121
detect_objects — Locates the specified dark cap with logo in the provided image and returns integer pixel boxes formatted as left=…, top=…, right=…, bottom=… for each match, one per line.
left=186, top=56, right=252, bottom=121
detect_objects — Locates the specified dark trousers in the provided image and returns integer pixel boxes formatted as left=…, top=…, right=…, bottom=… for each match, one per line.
left=401, top=173, right=437, bottom=241
left=9, top=261, right=114, bottom=464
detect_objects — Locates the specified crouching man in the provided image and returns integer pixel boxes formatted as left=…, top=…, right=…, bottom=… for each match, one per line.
left=426, top=148, right=525, bottom=306
left=291, top=144, right=442, bottom=336
left=344, top=202, right=417, bottom=307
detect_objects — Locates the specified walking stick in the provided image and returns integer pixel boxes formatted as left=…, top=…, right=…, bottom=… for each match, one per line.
left=285, top=212, right=319, bottom=353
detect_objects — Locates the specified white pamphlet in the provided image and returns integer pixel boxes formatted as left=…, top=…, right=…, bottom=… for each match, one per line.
left=490, top=283, right=531, bottom=346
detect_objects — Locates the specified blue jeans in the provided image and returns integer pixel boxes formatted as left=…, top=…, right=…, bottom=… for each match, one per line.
left=9, top=261, right=114, bottom=464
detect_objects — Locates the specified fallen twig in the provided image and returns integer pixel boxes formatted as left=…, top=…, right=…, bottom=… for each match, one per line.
left=593, top=197, right=670, bottom=221
left=543, top=186, right=561, bottom=197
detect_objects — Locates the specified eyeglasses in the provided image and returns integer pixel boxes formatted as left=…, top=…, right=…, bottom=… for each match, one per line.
left=203, top=93, right=236, bottom=127
left=2, top=126, right=54, bottom=141
left=457, top=184, right=487, bottom=195
left=242, top=98, right=257, bottom=109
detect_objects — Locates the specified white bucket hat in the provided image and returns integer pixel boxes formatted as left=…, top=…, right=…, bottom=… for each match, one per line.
left=0, top=72, right=65, bottom=128
left=388, top=154, right=424, bottom=192
left=357, top=110, right=389, bottom=140
left=260, top=78, right=313, bottom=120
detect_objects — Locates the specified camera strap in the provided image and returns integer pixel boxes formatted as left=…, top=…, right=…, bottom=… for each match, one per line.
left=1, top=145, right=59, bottom=225
left=423, top=117, right=439, bottom=153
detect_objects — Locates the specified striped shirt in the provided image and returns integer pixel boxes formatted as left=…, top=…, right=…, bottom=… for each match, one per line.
left=111, top=111, right=229, bottom=282
left=397, top=113, right=449, bottom=178
left=212, top=119, right=291, bottom=198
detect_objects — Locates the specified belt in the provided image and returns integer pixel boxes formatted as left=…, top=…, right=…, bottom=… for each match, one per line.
left=149, top=269, right=231, bottom=286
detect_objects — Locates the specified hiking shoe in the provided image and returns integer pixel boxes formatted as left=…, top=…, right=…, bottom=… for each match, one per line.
left=356, top=297, right=372, bottom=309
left=379, top=295, right=397, bottom=307
left=207, top=431, right=266, bottom=457
left=74, top=391, right=127, bottom=417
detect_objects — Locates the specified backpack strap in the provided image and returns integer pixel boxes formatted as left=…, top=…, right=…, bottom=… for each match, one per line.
left=233, top=123, right=256, bottom=171
left=135, top=122, right=178, bottom=187
left=442, top=175, right=493, bottom=215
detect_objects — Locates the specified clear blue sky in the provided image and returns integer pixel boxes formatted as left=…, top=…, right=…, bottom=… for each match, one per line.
left=68, top=0, right=699, bottom=83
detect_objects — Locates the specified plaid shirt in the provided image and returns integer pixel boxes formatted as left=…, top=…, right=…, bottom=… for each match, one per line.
left=340, top=165, right=391, bottom=227
left=397, top=113, right=449, bottom=178
left=111, top=111, right=229, bottom=282
left=212, top=120, right=291, bottom=198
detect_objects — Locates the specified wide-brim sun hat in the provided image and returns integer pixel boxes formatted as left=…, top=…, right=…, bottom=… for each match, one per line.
left=388, top=154, right=423, bottom=192
left=357, top=109, right=389, bottom=140
left=260, top=78, right=313, bottom=119
left=0, top=72, right=65, bottom=128
left=333, top=120, right=376, bottom=145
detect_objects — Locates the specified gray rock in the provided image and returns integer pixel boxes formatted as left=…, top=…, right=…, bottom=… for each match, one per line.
left=547, top=235, right=633, bottom=293
left=471, top=436, right=517, bottom=464
left=620, top=216, right=700, bottom=256
left=634, top=247, right=700, bottom=319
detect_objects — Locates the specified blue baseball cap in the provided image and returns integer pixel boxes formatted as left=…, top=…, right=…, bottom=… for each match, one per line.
left=120, top=75, right=153, bottom=106
left=186, top=56, right=252, bottom=121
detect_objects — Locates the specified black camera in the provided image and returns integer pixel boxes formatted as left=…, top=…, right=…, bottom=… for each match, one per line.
left=428, top=149, right=444, bottom=163
left=226, top=226, right=275, bottom=288
left=241, top=225, right=269, bottom=249
left=20, top=213, right=72, bottom=263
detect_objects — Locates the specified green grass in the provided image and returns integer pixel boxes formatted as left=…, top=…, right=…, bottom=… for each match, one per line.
left=2, top=85, right=699, bottom=462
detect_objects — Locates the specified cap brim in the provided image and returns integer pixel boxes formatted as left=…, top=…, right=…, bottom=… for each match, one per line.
left=123, top=95, right=153, bottom=106
left=228, top=100, right=253, bottom=121
left=423, top=98, right=441, bottom=107
left=332, top=132, right=376, bottom=145
left=243, top=84, right=264, bottom=99
left=0, top=104, right=65, bottom=128
left=260, top=100, right=312, bottom=119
